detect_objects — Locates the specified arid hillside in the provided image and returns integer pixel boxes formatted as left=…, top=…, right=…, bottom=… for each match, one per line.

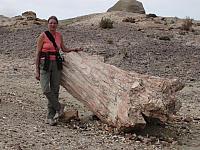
left=1, top=11, right=200, bottom=150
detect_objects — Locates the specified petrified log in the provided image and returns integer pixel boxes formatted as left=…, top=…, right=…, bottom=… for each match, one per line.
left=60, top=52, right=184, bottom=130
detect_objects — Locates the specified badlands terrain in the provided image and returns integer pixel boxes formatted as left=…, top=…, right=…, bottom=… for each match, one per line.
left=1, top=11, right=200, bottom=149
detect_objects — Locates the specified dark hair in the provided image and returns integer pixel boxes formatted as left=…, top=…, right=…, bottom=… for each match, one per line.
left=48, top=16, right=58, bottom=24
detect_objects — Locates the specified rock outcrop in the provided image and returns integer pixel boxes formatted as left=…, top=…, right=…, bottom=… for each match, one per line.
left=107, top=0, right=145, bottom=14
left=22, top=11, right=37, bottom=20
left=0, top=11, right=46, bottom=28
left=13, top=11, right=46, bottom=27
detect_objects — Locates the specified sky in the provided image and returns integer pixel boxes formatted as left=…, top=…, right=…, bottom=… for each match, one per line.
left=0, top=0, right=200, bottom=20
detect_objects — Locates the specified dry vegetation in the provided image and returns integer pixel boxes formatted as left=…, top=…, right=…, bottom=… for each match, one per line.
left=181, top=17, right=193, bottom=31
left=99, top=17, right=114, bottom=29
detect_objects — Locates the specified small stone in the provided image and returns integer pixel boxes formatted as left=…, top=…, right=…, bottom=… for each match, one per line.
left=60, top=109, right=79, bottom=123
left=183, top=116, right=193, bottom=122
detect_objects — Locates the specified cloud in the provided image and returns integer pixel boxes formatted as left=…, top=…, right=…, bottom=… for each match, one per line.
left=0, top=0, right=19, bottom=16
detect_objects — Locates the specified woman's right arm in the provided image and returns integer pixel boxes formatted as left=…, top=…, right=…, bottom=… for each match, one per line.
left=35, top=33, right=44, bottom=80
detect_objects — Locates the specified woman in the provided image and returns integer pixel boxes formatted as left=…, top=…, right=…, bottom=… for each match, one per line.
left=35, top=16, right=82, bottom=126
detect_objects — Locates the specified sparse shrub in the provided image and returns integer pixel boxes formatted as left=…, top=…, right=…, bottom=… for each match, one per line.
left=181, top=17, right=193, bottom=31
left=99, top=17, right=113, bottom=29
left=146, top=13, right=157, bottom=18
left=122, top=17, right=135, bottom=23
left=164, top=22, right=168, bottom=25
left=169, top=20, right=175, bottom=24
left=161, top=17, right=166, bottom=21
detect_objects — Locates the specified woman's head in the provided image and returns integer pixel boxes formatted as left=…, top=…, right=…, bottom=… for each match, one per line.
left=48, top=16, right=58, bottom=24
left=47, top=16, right=58, bottom=32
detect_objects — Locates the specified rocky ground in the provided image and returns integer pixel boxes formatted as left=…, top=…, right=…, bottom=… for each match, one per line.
left=1, top=11, right=200, bottom=150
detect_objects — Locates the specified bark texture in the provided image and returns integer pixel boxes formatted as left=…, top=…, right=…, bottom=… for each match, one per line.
left=61, top=52, right=184, bottom=130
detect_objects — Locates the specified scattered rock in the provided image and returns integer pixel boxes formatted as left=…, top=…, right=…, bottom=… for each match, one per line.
left=122, top=17, right=135, bottom=23
left=159, top=36, right=171, bottom=41
left=183, top=116, right=193, bottom=123
left=60, top=109, right=79, bottom=122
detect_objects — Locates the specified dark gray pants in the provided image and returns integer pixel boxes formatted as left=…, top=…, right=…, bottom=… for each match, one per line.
left=40, top=60, right=61, bottom=119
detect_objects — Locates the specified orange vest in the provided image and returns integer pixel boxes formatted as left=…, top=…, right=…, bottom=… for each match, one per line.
left=41, top=31, right=61, bottom=60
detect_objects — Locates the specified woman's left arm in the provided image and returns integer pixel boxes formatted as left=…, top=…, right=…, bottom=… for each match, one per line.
left=60, top=35, right=83, bottom=53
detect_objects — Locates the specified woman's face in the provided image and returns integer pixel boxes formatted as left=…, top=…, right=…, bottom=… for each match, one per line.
left=48, top=19, right=58, bottom=32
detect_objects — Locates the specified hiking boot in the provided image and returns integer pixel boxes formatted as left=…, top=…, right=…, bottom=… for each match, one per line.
left=46, top=118, right=57, bottom=126
left=57, top=104, right=65, bottom=118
